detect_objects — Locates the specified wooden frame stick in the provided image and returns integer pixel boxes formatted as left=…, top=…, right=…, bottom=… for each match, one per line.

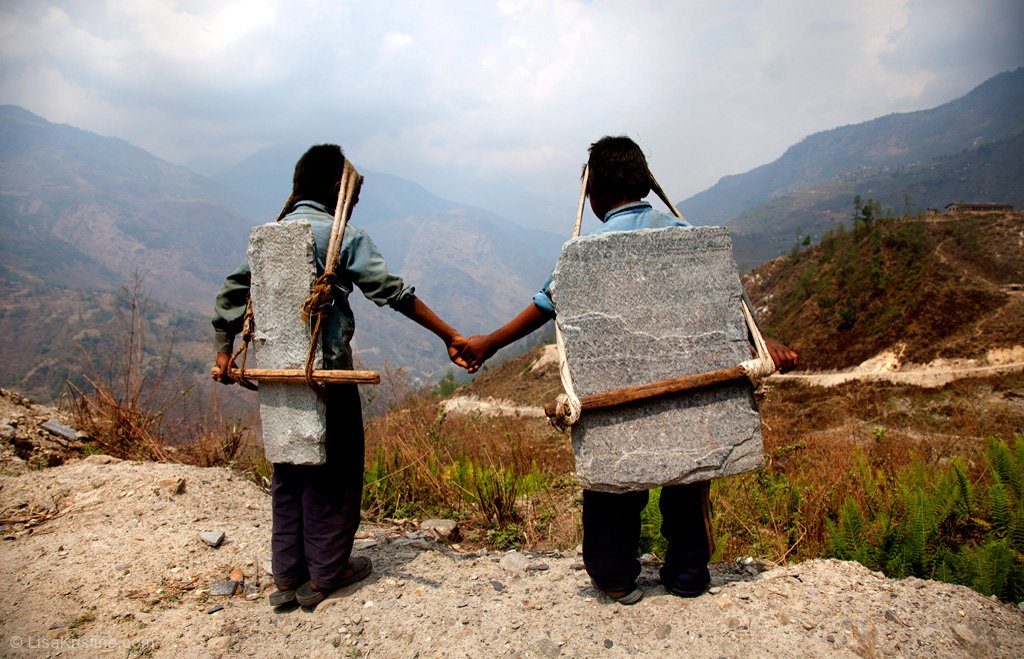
left=543, top=365, right=745, bottom=418
left=211, top=367, right=380, bottom=385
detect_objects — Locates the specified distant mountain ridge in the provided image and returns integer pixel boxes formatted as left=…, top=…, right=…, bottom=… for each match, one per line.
left=0, top=107, right=562, bottom=397
left=680, top=68, right=1024, bottom=265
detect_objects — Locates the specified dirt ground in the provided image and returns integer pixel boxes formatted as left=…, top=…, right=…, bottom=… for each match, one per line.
left=1, top=457, right=1022, bottom=658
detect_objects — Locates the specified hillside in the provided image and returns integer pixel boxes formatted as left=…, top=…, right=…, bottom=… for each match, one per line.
left=679, top=68, right=1024, bottom=265
left=743, top=211, right=1024, bottom=371
left=0, top=108, right=563, bottom=397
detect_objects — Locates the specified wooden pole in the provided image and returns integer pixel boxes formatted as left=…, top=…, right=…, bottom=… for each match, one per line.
left=572, top=165, right=590, bottom=239
left=543, top=365, right=745, bottom=418
left=649, top=171, right=687, bottom=223
left=211, top=367, right=380, bottom=385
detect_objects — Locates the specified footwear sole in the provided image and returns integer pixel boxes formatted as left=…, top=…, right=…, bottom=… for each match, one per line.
left=295, top=557, right=373, bottom=607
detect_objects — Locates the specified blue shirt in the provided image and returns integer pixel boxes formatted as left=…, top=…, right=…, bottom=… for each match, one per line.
left=212, top=200, right=414, bottom=369
left=532, top=201, right=690, bottom=317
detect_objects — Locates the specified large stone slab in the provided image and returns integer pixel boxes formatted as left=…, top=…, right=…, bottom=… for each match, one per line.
left=551, top=226, right=763, bottom=492
left=248, top=220, right=326, bottom=465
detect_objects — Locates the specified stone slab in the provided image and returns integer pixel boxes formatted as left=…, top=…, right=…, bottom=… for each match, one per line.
left=551, top=226, right=763, bottom=492
left=248, top=220, right=326, bottom=465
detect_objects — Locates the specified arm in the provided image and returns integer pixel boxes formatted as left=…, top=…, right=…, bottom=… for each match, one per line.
left=459, top=303, right=550, bottom=374
left=211, top=261, right=251, bottom=384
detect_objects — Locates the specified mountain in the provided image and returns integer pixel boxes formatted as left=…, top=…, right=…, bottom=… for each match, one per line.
left=0, top=107, right=563, bottom=397
left=743, top=210, right=1024, bottom=371
left=679, top=68, right=1024, bottom=266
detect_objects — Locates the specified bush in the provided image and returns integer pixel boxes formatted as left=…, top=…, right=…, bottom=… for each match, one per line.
left=827, top=437, right=1024, bottom=601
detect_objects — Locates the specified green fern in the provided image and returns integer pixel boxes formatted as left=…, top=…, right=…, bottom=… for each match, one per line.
left=989, top=476, right=1011, bottom=535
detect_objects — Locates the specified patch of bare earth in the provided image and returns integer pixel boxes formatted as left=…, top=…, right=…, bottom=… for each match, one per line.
left=1, top=458, right=1022, bottom=657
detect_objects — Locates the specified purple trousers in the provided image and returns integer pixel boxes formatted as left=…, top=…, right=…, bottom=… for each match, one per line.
left=271, top=384, right=364, bottom=589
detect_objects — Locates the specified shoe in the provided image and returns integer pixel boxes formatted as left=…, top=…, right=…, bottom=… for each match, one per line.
left=268, top=587, right=297, bottom=608
left=661, top=563, right=710, bottom=598
left=605, top=587, right=644, bottom=605
left=296, top=556, right=373, bottom=608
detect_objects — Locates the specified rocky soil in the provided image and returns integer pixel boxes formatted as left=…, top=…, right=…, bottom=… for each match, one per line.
left=1, top=456, right=1022, bottom=658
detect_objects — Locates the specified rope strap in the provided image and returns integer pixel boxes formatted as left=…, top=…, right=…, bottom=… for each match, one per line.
left=300, top=160, right=363, bottom=397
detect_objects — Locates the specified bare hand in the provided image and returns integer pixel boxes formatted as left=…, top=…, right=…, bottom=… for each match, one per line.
left=213, top=352, right=237, bottom=385
left=448, top=334, right=470, bottom=369
left=764, top=337, right=798, bottom=373
left=459, top=334, right=495, bottom=374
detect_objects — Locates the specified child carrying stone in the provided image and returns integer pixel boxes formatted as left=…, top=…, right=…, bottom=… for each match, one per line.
left=212, top=144, right=467, bottom=608
left=456, top=136, right=798, bottom=604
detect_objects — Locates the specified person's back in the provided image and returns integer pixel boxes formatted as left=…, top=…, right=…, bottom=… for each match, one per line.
left=455, top=135, right=798, bottom=605
left=211, top=143, right=468, bottom=609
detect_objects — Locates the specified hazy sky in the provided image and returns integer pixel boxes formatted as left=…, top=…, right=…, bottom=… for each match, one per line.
left=1, top=0, right=1022, bottom=223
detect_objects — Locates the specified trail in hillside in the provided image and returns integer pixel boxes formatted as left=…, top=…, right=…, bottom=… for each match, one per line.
left=2, top=457, right=1022, bottom=657
left=444, top=347, right=1024, bottom=419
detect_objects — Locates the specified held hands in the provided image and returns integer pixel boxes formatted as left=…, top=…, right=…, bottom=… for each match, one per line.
left=457, top=334, right=496, bottom=374
left=445, top=333, right=496, bottom=374
left=447, top=334, right=470, bottom=369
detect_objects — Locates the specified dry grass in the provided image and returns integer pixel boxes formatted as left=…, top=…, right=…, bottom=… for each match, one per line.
left=62, top=275, right=265, bottom=478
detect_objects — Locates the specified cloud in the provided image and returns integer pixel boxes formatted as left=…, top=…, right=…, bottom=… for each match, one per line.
left=1, top=0, right=1020, bottom=220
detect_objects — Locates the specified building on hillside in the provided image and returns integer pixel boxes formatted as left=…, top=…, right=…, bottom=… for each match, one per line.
left=945, top=202, right=1014, bottom=214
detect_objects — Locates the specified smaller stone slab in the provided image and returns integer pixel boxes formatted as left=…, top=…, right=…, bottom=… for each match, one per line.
left=551, top=226, right=764, bottom=492
left=248, top=221, right=326, bottom=465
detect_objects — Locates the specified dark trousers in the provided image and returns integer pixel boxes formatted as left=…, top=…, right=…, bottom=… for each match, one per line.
left=271, top=384, right=364, bottom=590
left=582, top=481, right=711, bottom=592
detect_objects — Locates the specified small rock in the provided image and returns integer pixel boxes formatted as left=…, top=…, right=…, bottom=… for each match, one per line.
left=655, top=624, right=671, bottom=640
left=84, top=454, right=120, bottom=465
left=885, top=610, right=907, bottom=627
left=527, top=563, right=549, bottom=572
left=420, top=518, right=458, bottom=540
left=570, top=562, right=585, bottom=571
left=243, top=578, right=259, bottom=596
left=708, top=586, right=721, bottom=594
left=263, top=560, right=274, bottom=576
left=210, top=580, right=237, bottom=596
left=715, top=597, right=732, bottom=610
left=41, top=419, right=78, bottom=442
left=951, top=623, right=979, bottom=646
left=199, top=530, right=226, bottom=548
left=604, top=639, right=613, bottom=648
left=206, top=605, right=224, bottom=614
left=0, top=424, right=14, bottom=440
left=113, top=562, right=130, bottom=574
left=74, top=430, right=91, bottom=441
left=207, top=636, right=233, bottom=651
left=158, top=477, right=186, bottom=495
left=229, top=567, right=244, bottom=583
left=535, top=637, right=561, bottom=658
left=490, top=580, right=505, bottom=592
left=354, top=539, right=378, bottom=551
left=499, top=551, right=530, bottom=574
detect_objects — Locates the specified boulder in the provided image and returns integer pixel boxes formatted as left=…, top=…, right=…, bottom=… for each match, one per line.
left=551, top=226, right=763, bottom=492
left=248, top=220, right=326, bottom=465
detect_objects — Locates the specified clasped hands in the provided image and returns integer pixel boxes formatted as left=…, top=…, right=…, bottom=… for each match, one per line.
left=446, top=334, right=494, bottom=374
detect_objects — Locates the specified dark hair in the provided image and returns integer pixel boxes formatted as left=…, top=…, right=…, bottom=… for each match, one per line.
left=585, top=136, right=651, bottom=202
left=276, top=144, right=345, bottom=220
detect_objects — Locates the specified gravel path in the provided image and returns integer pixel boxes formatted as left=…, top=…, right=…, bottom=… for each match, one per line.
left=1, top=458, right=1022, bottom=657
